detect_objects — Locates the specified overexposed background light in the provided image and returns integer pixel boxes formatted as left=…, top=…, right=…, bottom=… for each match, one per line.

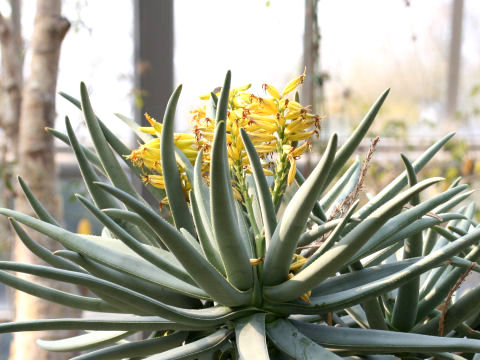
left=8, top=0, right=480, bottom=143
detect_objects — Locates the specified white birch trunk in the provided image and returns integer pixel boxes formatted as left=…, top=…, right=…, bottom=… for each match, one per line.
left=10, top=1, right=74, bottom=359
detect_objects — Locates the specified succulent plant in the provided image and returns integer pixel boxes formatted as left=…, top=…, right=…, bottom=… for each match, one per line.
left=1, top=71, right=480, bottom=359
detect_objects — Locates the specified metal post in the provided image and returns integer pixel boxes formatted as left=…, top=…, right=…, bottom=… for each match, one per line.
left=134, top=0, right=174, bottom=126
left=133, top=0, right=174, bottom=204
left=446, top=0, right=464, bottom=119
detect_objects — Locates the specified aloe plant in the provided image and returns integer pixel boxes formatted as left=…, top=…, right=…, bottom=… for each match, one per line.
left=1, top=71, right=480, bottom=359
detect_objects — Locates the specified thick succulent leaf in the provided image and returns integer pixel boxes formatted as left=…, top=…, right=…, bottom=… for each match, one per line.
left=94, top=183, right=252, bottom=306
left=235, top=200, right=256, bottom=259
left=264, top=133, right=337, bottom=286
left=264, top=177, right=441, bottom=302
left=60, top=92, right=138, bottom=174
left=102, top=208, right=161, bottom=246
left=207, top=92, right=217, bottom=117
left=295, top=169, right=327, bottom=221
left=434, top=189, right=473, bottom=214
left=81, top=234, right=181, bottom=268
left=449, top=255, right=480, bottom=272
left=61, top=90, right=166, bottom=202
left=0, top=261, right=179, bottom=316
left=247, top=178, right=264, bottom=237
left=70, top=331, right=188, bottom=360
left=416, top=237, right=480, bottom=320
left=77, top=194, right=195, bottom=284
left=17, top=176, right=60, bottom=226
left=189, top=190, right=225, bottom=274
left=311, top=258, right=420, bottom=297
left=55, top=250, right=201, bottom=309
left=0, top=317, right=211, bottom=333
left=355, top=132, right=455, bottom=220
left=424, top=214, right=463, bottom=257
left=320, top=158, right=361, bottom=212
left=143, top=329, right=233, bottom=360
left=161, top=85, right=195, bottom=234
left=114, top=112, right=153, bottom=143
left=79, top=83, right=143, bottom=203
left=175, top=146, right=194, bottom=185
left=9, top=218, right=82, bottom=272
left=98, top=118, right=166, bottom=203
left=293, top=320, right=480, bottom=353
left=192, top=149, right=216, bottom=251
left=348, top=184, right=468, bottom=264
left=344, top=305, right=369, bottom=329
left=391, top=154, right=422, bottom=331
left=428, top=354, right=468, bottom=360
left=216, top=70, right=230, bottom=122
left=210, top=121, right=253, bottom=291
left=66, top=117, right=120, bottom=210
left=298, top=218, right=344, bottom=247
left=324, top=89, right=389, bottom=188
left=37, top=330, right=133, bottom=352
left=235, top=313, right=269, bottom=360
left=0, top=269, right=118, bottom=313
left=267, top=318, right=342, bottom=360
left=241, top=128, right=277, bottom=242
left=179, top=228, right=203, bottom=254
left=193, top=149, right=212, bottom=223
left=266, top=227, right=480, bottom=314
left=0, top=261, right=256, bottom=326
left=325, top=167, right=361, bottom=218
left=0, top=208, right=208, bottom=299
left=359, top=213, right=466, bottom=266
left=46, top=127, right=103, bottom=171
left=416, top=283, right=480, bottom=336
left=301, top=201, right=359, bottom=271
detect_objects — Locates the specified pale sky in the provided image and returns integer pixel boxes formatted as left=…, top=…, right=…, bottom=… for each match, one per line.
left=3, top=0, right=480, bottom=144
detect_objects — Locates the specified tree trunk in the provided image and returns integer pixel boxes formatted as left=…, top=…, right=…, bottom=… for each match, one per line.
left=10, top=1, right=73, bottom=359
left=0, top=0, right=23, bottom=258
left=0, top=0, right=23, bottom=161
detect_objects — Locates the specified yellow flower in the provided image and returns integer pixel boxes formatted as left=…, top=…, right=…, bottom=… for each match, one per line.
left=130, top=74, right=322, bottom=208
left=127, top=114, right=199, bottom=191
left=286, top=141, right=312, bottom=185
left=281, top=69, right=306, bottom=96
left=144, top=113, right=163, bottom=134
left=262, top=83, right=281, bottom=99
left=76, top=218, right=92, bottom=235
left=287, top=272, right=311, bottom=303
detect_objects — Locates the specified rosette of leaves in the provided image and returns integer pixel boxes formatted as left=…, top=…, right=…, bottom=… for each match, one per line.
left=0, top=71, right=480, bottom=359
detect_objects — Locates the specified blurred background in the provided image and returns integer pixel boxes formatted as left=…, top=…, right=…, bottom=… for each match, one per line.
left=0, top=0, right=479, bottom=358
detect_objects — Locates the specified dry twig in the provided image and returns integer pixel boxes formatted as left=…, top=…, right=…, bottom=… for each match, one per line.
left=438, top=262, right=475, bottom=336
left=302, top=137, right=380, bottom=257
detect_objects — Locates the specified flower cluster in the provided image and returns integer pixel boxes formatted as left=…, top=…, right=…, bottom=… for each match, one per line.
left=128, top=72, right=322, bottom=207
left=126, top=113, right=198, bottom=201
left=191, top=70, right=322, bottom=205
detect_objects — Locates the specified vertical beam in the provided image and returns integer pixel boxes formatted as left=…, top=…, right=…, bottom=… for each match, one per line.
left=134, top=0, right=174, bottom=126
left=446, top=0, right=464, bottom=119
left=133, top=0, right=174, bottom=204
left=303, top=0, right=316, bottom=111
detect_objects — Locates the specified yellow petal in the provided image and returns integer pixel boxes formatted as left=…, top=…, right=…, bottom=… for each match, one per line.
left=281, top=69, right=306, bottom=96
left=76, top=218, right=92, bottom=235
left=291, top=141, right=311, bottom=157
left=234, top=83, right=251, bottom=92
left=249, top=257, right=265, bottom=266
left=286, top=130, right=315, bottom=142
left=145, top=113, right=163, bottom=133
left=262, top=83, right=281, bottom=99
left=287, top=158, right=296, bottom=185
left=143, top=175, right=165, bottom=189
left=139, top=127, right=156, bottom=134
